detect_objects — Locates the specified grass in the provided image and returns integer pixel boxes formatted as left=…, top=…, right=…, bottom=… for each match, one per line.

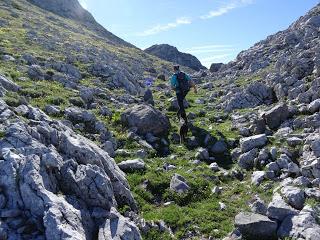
left=129, top=169, right=253, bottom=239
left=0, top=131, right=5, bottom=139
left=16, top=80, right=77, bottom=110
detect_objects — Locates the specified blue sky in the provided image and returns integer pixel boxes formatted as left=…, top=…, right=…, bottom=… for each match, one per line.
left=79, top=0, right=319, bottom=67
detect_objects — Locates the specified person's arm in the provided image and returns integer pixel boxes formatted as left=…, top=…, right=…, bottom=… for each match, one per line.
left=186, top=74, right=197, bottom=93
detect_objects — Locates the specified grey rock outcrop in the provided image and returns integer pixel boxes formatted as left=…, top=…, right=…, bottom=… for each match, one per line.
left=0, top=75, right=20, bottom=96
left=121, top=104, right=170, bottom=137
left=145, top=44, right=205, bottom=71
left=278, top=205, right=320, bottom=239
left=0, top=100, right=139, bottom=239
left=263, top=103, right=289, bottom=130
left=267, top=193, right=298, bottom=221
left=240, top=134, right=268, bottom=153
left=223, top=82, right=274, bottom=112
left=235, top=212, right=277, bottom=240
left=280, top=186, right=306, bottom=210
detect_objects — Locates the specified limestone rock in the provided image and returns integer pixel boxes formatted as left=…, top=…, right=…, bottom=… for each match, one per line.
left=121, top=104, right=170, bottom=136
left=240, top=134, right=268, bottom=153
left=98, top=208, right=141, bottom=240
left=117, top=159, right=146, bottom=172
left=235, top=212, right=277, bottom=240
left=278, top=205, right=320, bottom=240
left=170, top=174, right=190, bottom=193
left=238, top=148, right=259, bottom=170
left=267, top=193, right=299, bottom=221
left=280, top=186, right=306, bottom=210
left=263, top=104, right=289, bottom=130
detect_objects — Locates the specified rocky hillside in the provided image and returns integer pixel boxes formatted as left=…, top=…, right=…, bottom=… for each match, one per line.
left=26, top=0, right=134, bottom=48
left=0, top=0, right=320, bottom=239
left=145, top=44, right=206, bottom=71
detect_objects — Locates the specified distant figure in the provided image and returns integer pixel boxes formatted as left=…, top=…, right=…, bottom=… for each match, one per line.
left=170, top=65, right=197, bottom=122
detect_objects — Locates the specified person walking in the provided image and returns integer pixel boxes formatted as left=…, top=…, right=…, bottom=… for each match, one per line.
left=170, top=65, right=197, bottom=122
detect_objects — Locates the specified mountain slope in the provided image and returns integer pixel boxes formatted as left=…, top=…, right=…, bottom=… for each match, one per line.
left=145, top=44, right=206, bottom=71
left=27, top=0, right=135, bottom=48
left=214, top=3, right=320, bottom=80
left=0, top=0, right=190, bottom=96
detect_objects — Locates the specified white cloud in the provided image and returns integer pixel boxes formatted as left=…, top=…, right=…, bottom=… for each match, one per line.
left=79, top=0, right=88, bottom=10
left=201, top=54, right=233, bottom=62
left=189, top=44, right=234, bottom=50
left=200, top=54, right=234, bottom=67
left=186, top=44, right=235, bottom=54
left=137, top=17, right=192, bottom=36
left=201, top=0, right=254, bottom=19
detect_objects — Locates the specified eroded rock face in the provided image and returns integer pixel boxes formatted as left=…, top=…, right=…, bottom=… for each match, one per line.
left=278, top=205, right=320, bottom=240
left=98, top=207, right=141, bottom=240
left=223, top=82, right=274, bottom=112
left=0, top=100, right=140, bottom=239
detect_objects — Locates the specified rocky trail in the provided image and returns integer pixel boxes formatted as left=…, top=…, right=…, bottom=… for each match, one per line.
left=0, top=0, right=320, bottom=239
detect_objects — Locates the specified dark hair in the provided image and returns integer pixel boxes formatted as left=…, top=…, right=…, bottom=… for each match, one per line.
left=173, top=65, right=180, bottom=71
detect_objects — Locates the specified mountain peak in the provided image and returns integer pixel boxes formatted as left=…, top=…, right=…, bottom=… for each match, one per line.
left=27, top=0, right=95, bottom=23
left=145, top=44, right=206, bottom=71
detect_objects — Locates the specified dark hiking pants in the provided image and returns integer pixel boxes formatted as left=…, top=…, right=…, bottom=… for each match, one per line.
left=176, top=92, right=187, bottom=122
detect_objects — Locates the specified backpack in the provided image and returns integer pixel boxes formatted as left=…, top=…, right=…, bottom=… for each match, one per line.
left=176, top=72, right=190, bottom=95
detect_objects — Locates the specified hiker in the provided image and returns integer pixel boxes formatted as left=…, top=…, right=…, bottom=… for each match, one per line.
left=170, top=65, right=197, bottom=122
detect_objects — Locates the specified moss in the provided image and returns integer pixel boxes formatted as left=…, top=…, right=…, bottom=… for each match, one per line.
left=69, top=97, right=85, bottom=108
left=0, top=131, right=5, bottom=139
left=4, top=92, right=21, bottom=107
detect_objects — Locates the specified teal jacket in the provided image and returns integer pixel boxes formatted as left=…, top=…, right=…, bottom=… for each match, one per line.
left=170, top=72, right=191, bottom=93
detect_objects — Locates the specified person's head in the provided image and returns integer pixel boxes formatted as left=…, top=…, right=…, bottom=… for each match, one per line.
left=173, top=65, right=180, bottom=73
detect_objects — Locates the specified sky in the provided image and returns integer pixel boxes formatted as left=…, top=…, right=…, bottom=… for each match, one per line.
left=79, top=0, right=319, bottom=68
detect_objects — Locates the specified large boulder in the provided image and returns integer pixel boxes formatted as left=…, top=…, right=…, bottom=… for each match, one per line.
left=238, top=148, right=259, bottom=170
left=210, top=63, right=224, bottom=73
left=121, top=104, right=170, bottom=136
left=251, top=171, right=266, bottom=186
left=240, top=134, right=268, bottom=153
left=267, top=193, right=299, bottom=221
left=280, top=186, right=306, bottom=210
left=235, top=212, right=278, bottom=240
left=210, top=140, right=228, bottom=154
left=0, top=98, right=140, bottom=239
left=278, top=205, right=320, bottom=240
left=263, top=103, right=289, bottom=130
left=0, top=75, right=20, bottom=95
left=308, top=99, right=320, bottom=113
